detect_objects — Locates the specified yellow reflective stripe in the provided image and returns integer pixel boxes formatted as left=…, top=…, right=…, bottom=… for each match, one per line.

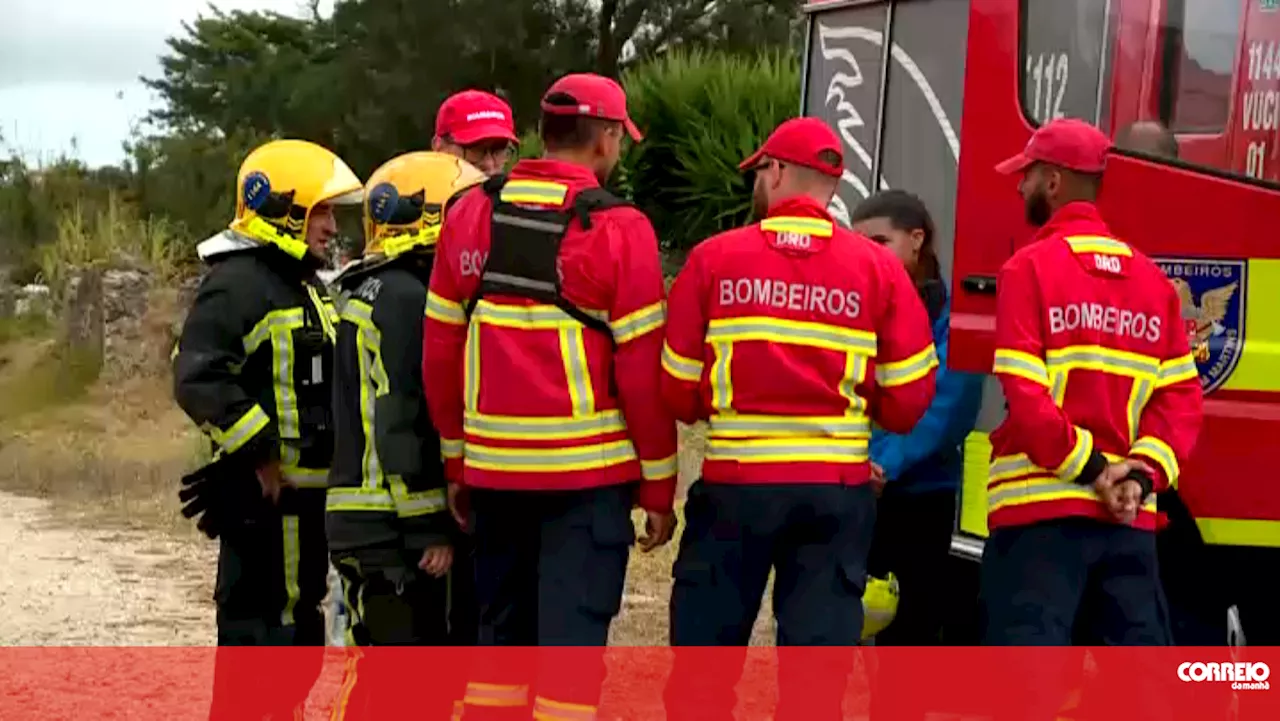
left=988, top=476, right=1157, bottom=513
left=641, top=454, right=677, bottom=481
left=465, top=682, right=531, bottom=708
left=992, top=348, right=1051, bottom=387
left=465, top=409, right=625, bottom=440
left=243, top=308, right=305, bottom=356
left=706, top=437, right=869, bottom=464
left=1045, top=345, right=1160, bottom=381
left=326, top=487, right=395, bottom=512
left=281, top=515, right=301, bottom=626
left=1196, top=518, right=1280, bottom=548
left=382, top=225, right=441, bottom=256
left=1065, top=234, right=1132, bottom=256
left=839, top=351, right=869, bottom=416
left=283, top=466, right=328, bottom=488
left=1126, top=377, right=1155, bottom=445
left=533, top=695, right=597, bottom=721
left=426, top=291, right=467, bottom=325
left=394, top=488, right=447, bottom=518
left=465, top=319, right=481, bottom=412
left=560, top=327, right=596, bottom=416
left=876, top=344, right=939, bottom=387
left=305, top=285, right=337, bottom=342
left=1053, top=427, right=1095, bottom=481
left=500, top=180, right=568, bottom=206
left=464, top=440, right=638, bottom=473
left=708, top=414, right=871, bottom=439
left=610, top=301, right=665, bottom=344
left=1049, top=368, right=1068, bottom=407
left=661, top=341, right=703, bottom=382
left=1156, top=353, right=1198, bottom=388
left=473, top=299, right=606, bottom=329
left=1130, top=435, right=1179, bottom=488
left=212, top=404, right=270, bottom=454
left=760, top=216, right=835, bottom=238
left=710, top=341, right=734, bottom=412
left=989, top=451, right=1123, bottom=485
left=441, top=437, right=464, bottom=460
left=354, top=319, right=383, bottom=489
left=707, top=316, right=877, bottom=354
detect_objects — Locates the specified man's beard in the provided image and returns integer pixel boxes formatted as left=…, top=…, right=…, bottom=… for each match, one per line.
left=1025, top=191, right=1052, bottom=227
left=752, top=182, right=770, bottom=220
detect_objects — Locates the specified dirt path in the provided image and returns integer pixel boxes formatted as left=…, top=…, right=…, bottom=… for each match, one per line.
left=0, top=490, right=215, bottom=645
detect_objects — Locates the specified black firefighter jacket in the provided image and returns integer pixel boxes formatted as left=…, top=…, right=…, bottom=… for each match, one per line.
left=173, top=230, right=338, bottom=497
left=326, top=253, right=453, bottom=565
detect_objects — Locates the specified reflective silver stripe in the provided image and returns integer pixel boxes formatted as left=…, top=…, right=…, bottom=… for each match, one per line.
left=426, top=291, right=467, bottom=325
left=480, top=271, right=557, bottom=294
left=1157, top=354, right=1198, bottom=387
left=214, top=404, right=270, bottom=453
left=475, top=301, right=576, bottom=326
left=1127, top=377, right=1154, bottom=444
left=440, top=437, right=464, bottom=459
left=640, top=454, right=677, bottom=480
left=661, top=342, right=703, bottom=381
left=709, top=414, right=871, bottom=438
left=876, top=345, right=938, bottom=387
left=1054, top=427, right=1094, bottom=480
left=464, top=441, right=637, bottom=472
left=1045, top=347, right=1160, bottom=379
left=706, top=438, right=869, bottom=463
left=992, top=350, right=1050, bottom=386
left=987, top=480, right=1100, bottom=511
left=560, top=327, right=595, bottom=416
left=283, top=467, right=328, bottom=488
left=839, top=352, right=868, bottom=415
left=707, top=317, right=877, bottom=353
left=464, top=410, right=625, bottom=439
left=492, top=212, right=568, bottom=234
left=610, top=302, right=665, bottom=344
left=394, top=488, right=447, bottom=518
left=465, top=319, right=481, bottom=411
left=326, top=488, right=395, bottom=512
left=1131, top=436, right=1179, bottom=485
left=281, top=515, right=301, bottom=626
left=710, top=341, right=733, bottom=411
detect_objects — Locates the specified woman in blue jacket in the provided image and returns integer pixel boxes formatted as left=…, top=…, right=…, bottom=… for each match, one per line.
left=850, top=189, right=985, bottom=650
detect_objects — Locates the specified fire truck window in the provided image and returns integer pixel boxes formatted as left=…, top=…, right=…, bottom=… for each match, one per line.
left=1020, top=0, right=1113, bottom=126
left=1164, top=0, right=1242, bottom=133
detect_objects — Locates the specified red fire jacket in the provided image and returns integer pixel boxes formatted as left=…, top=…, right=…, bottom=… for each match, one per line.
left=989, top=201, right=1203, bottom=531
left=661, top=196, right=937, bottom=485
left=422, top=159, right=677, bottom=512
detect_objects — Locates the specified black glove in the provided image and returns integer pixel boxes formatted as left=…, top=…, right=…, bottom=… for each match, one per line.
left=178, top=453, right=263, bottom=539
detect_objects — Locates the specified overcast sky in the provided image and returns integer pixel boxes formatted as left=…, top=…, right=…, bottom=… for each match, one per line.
left=0, top=0, right=334, bottom=168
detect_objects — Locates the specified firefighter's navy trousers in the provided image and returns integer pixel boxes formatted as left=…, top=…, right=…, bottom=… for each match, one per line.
left=460, top=483, right=636, bottom=720
left=664, top=480, right=877, bottom=721
left=979, top=517, right=1172, bottom=721
left=208, top=487, right=329, bottom=720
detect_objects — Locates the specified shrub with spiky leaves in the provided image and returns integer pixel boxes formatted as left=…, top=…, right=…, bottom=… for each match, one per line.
left=620, top=49, right=800, bottom=254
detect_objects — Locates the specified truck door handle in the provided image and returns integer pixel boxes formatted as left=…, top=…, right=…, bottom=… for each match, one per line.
left=961, top=275, right=997, bottom=295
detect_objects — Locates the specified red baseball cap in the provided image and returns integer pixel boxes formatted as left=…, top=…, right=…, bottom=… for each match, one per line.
left=540, top=73, right=643, bottom=142
left=435, top=90, right=518, bottom=146
left=739, top=117, right=844, bottom=178
left=996, top=117, right=1112, bottom=175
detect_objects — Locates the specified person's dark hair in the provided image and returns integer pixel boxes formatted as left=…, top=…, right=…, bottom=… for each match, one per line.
left=850, top=189, right=939, bottom=286
left=539, top=92, right=610, bottom=152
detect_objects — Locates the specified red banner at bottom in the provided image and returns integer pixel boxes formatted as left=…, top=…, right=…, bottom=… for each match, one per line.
left=0, top=647, right=1275, bottom=720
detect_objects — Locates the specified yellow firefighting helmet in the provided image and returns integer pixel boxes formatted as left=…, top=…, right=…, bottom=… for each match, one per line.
left=362, top=151, right=486, bottom=258
left=229, top=139, right=364, bottom=260
left=861, top=573, right=899, bottom=641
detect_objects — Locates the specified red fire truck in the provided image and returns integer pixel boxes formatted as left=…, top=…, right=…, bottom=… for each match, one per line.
left=801, top=0, right=1280, bottom=644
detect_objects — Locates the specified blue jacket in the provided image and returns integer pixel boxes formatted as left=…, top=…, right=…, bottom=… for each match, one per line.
left=870, top=281, right=984, bottom=495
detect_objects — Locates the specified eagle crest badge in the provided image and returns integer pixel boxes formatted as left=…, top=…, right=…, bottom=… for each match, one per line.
left=1157, top=258, right=1247, bottom=394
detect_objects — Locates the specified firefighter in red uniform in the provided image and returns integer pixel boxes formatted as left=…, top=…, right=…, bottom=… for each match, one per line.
left=661, top=117, right=938, bottom=721
left=981, top=118, right=1203, bottom=720
left=423, top=72, right=677, bottom=721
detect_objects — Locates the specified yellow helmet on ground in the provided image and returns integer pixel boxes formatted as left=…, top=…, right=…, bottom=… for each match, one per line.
left=229, top=139, right=364, bottom=260
left=861, top=573, right=899, bottom=641
left=361, top=151, right=486, bottom=258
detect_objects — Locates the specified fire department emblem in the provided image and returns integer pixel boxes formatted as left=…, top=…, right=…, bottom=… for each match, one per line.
left=1157, top=258, right=1247, bottom=394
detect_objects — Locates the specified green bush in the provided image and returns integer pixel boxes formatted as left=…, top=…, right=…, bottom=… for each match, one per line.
left=620, top=48, right=801, bottom=253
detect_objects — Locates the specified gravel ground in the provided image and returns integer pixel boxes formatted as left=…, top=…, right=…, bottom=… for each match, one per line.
left=0, top=490, right=216, bottom=646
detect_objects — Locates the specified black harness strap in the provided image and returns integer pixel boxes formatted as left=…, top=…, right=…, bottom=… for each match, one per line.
left=463, top=174, right=632, bottom=343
